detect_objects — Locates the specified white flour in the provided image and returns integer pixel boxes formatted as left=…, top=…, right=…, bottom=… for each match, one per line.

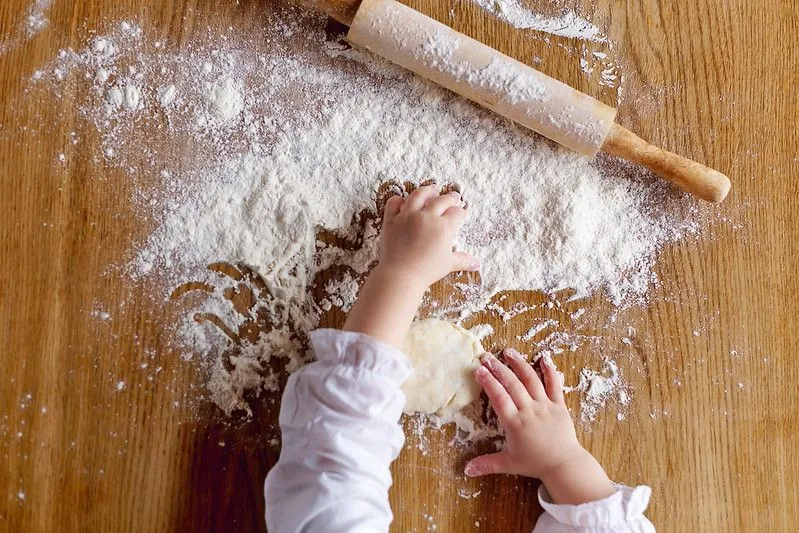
left=419, top=31, right=548, bottom=104
left=30, top=8, right=704, bottom=423
left=518, top=319, right=559, bottom=341
left=24, top=0, right=53, bottom=37
left=469, top=0, right=606, bottom=42
left=469, top=324, right=494, bottom=342
left=203, top=78, right=244, bottom=123
left=0, top=0, right=54, bottom=55
left=320, top=273, right=361, bottom=312
left=465, top=0, right=622, bottom=93
left=574, top=358, right=628, bottom=421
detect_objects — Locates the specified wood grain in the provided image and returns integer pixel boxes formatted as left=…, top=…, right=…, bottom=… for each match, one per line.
left=1, top=0, right=797, bottom=532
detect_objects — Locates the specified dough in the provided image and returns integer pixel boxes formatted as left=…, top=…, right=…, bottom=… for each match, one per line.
left=402, top=319, right=485, bottom=417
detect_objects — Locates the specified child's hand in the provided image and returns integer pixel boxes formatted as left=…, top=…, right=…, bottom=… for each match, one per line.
left=343, top=184, right=478, bottom=349
left=379, top=185, right=479, bottom=289
left=464, top=350, right=581, bottom=478
left=465, top=349, right=615, bottom=505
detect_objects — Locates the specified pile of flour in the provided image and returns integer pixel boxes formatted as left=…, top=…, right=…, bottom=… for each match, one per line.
left=31, top=7, right=701, bottom=419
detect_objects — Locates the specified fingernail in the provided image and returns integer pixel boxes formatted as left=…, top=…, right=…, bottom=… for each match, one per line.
left=469, top=260, right=481, bottom=271
left=448, top=190, right=461, bottom=198
left=481, top=353, right=498, bottom=369
left=504, top=348, right=524, bottom=361
left=464, top=462, right=478, bottom=477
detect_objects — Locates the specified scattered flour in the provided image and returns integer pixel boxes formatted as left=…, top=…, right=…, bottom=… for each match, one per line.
left=0, top=0, right=54, bottom=55
left=157, top=84, right=177, bottom=107
left=419, top=31, right=548, bottom=105
left=469, top=0, right=606, bottom=42
left=320, top=272, right=361, bottom=312
left=574, top=358, right=629, bottom=421
left=458, top=488, right=481, bottom=499
left=90, top=309, right=111, bottom=321
left=24, top=0, right=53, bottom=37
left=203, top=78, right=244, bottom=123
left=468, top=323, right=494, bottom=342
left=123, top=84, right=142, bottom=110
left=465, top=0, right=622, bottom=93
left=517, top=318, right=559, bottom=341
left=29, top=9, right=703, bottom=424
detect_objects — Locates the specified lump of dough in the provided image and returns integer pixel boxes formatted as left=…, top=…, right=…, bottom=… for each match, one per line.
left=402, top=319, right=485, bottom=417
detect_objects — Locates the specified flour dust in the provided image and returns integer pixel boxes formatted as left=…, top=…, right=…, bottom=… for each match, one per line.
left=462, top=0, right=622, bottom=95
left=0, top=0, right=54, bottom=55
left=27, top=5, right=709, bottom=433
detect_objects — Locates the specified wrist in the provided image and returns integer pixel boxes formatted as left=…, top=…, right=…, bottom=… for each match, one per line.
left=538, top=445, right=589, bottom=483
left=372, top=262, right=430, bottom=297
left=539, top=447, right=615, bottom=505
left=342, top=263, right=428, bottom=349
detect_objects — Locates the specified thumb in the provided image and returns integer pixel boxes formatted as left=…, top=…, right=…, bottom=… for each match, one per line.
left=451, top=251, right=480, bottom=273
left=464, top=451, right=511, bottom=477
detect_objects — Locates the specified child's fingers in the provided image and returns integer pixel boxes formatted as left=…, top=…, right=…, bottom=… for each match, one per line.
left=425, top=191, right=461, bottom=215
left=383, top=195, right=404, bottom=223
left=405, top=184, right=440, bottom=210
left=474, top=366, right=517, bottom=420
left=464, top=450, right=511, bottom=477
left=442, top=205, right=467, bottom=228
left=540, top=357, right=565, bottom=403
left=503, top=348, right=547, bottom=400
left=481, top=353, right=532, bottom=409
left=450, top=251, right=480, bottom=273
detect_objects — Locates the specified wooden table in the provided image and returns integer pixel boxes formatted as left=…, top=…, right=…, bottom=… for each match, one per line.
left=1, top=0, right=796, bottom=531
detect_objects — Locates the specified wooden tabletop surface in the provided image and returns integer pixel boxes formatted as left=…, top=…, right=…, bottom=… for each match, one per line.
left=1, top=0, right=797, bottom=531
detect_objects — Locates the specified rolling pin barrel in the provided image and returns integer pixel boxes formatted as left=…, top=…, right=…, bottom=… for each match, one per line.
left=347, top=0, right=617, bottom=157
left=301, top=0, right=732, bottom=203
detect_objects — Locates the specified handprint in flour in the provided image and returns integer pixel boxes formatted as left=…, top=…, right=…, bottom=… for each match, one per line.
left=170, top=262, right=307, bottom=415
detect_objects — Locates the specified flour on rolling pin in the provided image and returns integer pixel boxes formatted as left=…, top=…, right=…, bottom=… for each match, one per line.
left=348, top=0, right=617, bottom=156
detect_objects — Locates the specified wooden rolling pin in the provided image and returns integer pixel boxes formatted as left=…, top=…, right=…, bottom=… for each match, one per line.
left=300, top=0, right=731, bottom=203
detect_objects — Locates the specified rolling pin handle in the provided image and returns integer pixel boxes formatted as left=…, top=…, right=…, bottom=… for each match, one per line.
left=602, top=123, right=731, bottom=203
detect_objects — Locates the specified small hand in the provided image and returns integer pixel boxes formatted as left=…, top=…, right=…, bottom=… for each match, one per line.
left=343, top=184, right=478, bottom=349
left=379, top=184, right=479, bottom=289
left=465, top=349, right=615, bottom=505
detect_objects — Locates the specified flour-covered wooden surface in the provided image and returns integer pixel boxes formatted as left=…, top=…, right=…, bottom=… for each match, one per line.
left=0, top=0, right=797, bottom=531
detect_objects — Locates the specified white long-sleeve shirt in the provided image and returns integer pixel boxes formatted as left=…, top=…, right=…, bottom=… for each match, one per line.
left=265, top=329, right=655, bottom=532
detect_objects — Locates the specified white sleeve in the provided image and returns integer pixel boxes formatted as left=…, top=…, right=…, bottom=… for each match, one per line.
left=264, top=328, right=413, bottom=533
left=533, top=483, right=656, bottom=532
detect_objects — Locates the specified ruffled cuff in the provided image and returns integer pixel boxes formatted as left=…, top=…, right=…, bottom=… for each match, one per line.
left=538, top=483, right=652, bottom=527
left=310, top=328, right=413, bottom=384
